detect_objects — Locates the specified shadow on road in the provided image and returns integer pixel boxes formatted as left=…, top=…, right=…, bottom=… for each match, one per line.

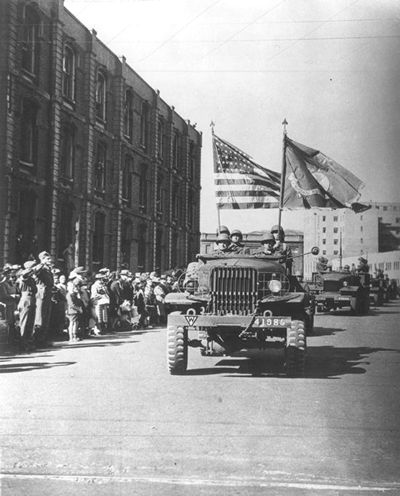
left=311, top=326, right=347, bottom=337
left=0, top=360, right=75, bottom=374
left=184, top=345, right=400, bottom=379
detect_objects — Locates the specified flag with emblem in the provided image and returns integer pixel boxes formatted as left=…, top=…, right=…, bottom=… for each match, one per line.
left=283, top=137, right=370, bottom=212
left=213, top=133, right=281, bottom=209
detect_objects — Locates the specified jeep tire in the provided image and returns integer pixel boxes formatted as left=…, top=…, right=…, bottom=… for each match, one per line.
left=285, top=320, right=306, bottom=378
left=167, top=322, right=188, bottom=375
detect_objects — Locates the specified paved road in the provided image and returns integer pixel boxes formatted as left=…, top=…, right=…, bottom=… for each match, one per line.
left=1, top=301, right=400, bottom=495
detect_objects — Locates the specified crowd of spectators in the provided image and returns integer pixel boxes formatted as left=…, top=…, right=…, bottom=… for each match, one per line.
left=0, top=250, right=182, bottom=352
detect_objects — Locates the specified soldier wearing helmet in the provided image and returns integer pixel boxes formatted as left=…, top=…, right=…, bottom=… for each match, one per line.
left=213, top=233, right=231, bottom=254
left=228, top=229, right=246, bottom=253
left=217, top=225, right=230, bottom=236
left=253, top=232, right=276, bottom=256
left=270, top=224, right=293, bottom=273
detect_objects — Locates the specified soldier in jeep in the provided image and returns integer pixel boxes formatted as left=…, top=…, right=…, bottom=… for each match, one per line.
left=213, top=233, right=231, bottom=254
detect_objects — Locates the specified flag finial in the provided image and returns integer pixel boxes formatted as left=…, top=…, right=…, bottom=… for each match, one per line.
left=282, top=118, right=288, bottom=135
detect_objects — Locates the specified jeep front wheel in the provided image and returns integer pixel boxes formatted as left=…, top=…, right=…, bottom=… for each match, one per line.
left=167, top=324, right=188, bottom=375
left=285, top=320, right=306, bottom=378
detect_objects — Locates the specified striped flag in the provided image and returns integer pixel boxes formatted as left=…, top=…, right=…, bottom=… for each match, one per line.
left=213, top=134, right=281, bottom=210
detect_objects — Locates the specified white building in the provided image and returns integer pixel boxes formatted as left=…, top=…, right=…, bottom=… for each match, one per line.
left=303, top=202, right=400, bottom=280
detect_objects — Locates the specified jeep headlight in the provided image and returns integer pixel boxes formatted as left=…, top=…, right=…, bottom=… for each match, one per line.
left=268, top=279, right=282, bottom=293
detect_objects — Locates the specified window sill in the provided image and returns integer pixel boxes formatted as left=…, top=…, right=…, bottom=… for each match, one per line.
left=19, top=160, right=35, bottom=168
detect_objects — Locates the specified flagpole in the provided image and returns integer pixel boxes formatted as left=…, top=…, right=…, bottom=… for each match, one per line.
left=210, top=121, right=221, bottom=229
left=278, top=118, right=288, bottom=230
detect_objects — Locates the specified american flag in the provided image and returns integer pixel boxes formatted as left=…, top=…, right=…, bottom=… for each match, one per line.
left=213, top=134, right=281, bottom=209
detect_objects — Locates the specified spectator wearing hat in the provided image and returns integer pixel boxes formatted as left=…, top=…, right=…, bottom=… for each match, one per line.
left=213, top=233, right=231, bottom=254
left=133, top=279, right=146, bottom=328
left=32, top=251, right=54, bottom=346
left=90, top=273, right=110, bottom=334
left=144, top=278, right=157, bottom=326
left=253, top=232, right=276, bottom=256
left=109, top=269, right=133, bottom=330
left=16, top=261, right=37, bottom=351
left=66, top=277, right=83, bottom=343
left=49, top=269, right=67, bottom=339
left=153, top=277, right=167, bottom=325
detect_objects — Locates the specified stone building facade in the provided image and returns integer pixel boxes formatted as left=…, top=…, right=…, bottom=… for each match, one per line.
left=0, top=0, right=202, bottom=273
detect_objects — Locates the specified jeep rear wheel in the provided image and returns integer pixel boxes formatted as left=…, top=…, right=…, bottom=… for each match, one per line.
left=285, top=320, right=306, bottom=378
left=167, top=324, right=188, bottom=375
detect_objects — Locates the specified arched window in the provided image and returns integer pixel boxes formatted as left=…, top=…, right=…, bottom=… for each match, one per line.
left=95, top=141, right=107, bottom=191
left=60, top=124, right=75, bottom=178
left=122, top=155, right=133, bottom=205
left=62, top=45, right=76, bottom=101
left=21, top=6, right=40, bottom=74
left=20, top=99, right=37, bottom=165
left=123, top=88, right=133, bottom=139
left=95, top=70, right=106, bottom=121
left=140, top=102, right=149, bottom=148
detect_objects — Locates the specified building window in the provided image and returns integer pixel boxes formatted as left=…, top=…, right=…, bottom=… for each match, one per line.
left=383, top=206, right=388, bottom=211
left=139, top=164, right=147, bottom=212
left=20, top=99, right=37, bottom=165
left=396, top=218, right=400, bottom=223
left=62, top=45, right=76, bottom=101
left=95, top=70, right=106, bottom=121
left=360, top=225, right=363, bottom=232
left=60, top=124, right=75, bottom=178
left=386, top=262, right=392, bottom=270
left=189, top=142, right=196, bottom=180
left=333, top=250, right=338, bottom=255
left=93, top=212, right=105, bottom=267
left=322, top=216, right=326, bottom=222
left=122, top=155, right=133, bottom=205
left=137, top=224, right=147, bottom=271
left=121, top=219, right=132, bottom=267
left=322, top=227, right=326, bottom=233
left=21, top=6, right=40, bottom=75
left=333, top=227, right=338, bottom=233
left=360, top=238, right=363, bottom=243
left=172, top=183, right=179, bottom=220
left=322, top=250, right=326, bottom=255
left=156, top=175, right=164, bottom=217
left=94, top=141, right=107, bottom=191
left=322, top=239, right=326, bottom=245
left=333, top=239, right=338, bottom=245
left=333, top=216, right=338, bottom=222
left=123, top=89, right=133, bottom=139
left=394, top=261, right=400, bottom=270
left=157, top=119, right=164, bottom=158
left=140, top=102, right=149, bottom=148
left=173, top=133, right=181, bottom=170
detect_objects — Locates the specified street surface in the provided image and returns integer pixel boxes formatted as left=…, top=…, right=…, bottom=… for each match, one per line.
left=1, top=301, right=400, bottom=495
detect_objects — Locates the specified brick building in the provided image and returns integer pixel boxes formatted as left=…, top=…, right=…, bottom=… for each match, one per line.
left=0, top=0, right=202, bottom=273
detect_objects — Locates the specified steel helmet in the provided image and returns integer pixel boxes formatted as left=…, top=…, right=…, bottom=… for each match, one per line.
left=270, top=224, right=285, bottom=239
left=217, top=225, right=230, bottom=235
left=261, top=232, right=275, bottom=243
left=230, top=229, right=243, bottom=240
left=217, top=233, right=231, bottom=243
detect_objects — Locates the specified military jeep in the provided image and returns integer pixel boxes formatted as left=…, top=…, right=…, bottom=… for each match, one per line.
left=313, top=271, right=370, bottom=315
left=165, top=249, right=318, bottom=377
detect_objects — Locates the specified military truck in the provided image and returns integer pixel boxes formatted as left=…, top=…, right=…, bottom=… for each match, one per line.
left=369, top=277, right=386, bottom=306
left=165, top=247, right=318, bottom=377
left=313, top=271, right=370, bottom=315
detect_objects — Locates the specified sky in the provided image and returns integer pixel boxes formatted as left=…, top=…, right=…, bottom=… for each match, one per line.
left=65, top=0, right=400, bottom=234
